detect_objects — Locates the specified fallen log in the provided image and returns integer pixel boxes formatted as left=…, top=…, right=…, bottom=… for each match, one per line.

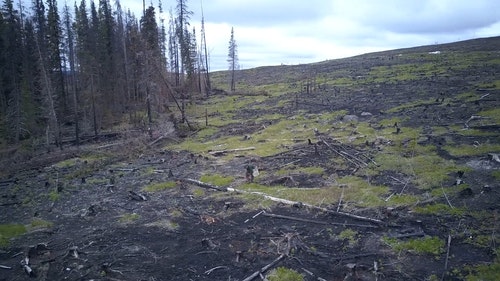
left=178, top=178, right=226, bottom=191
left=175, top=178, right=384, bottom=225
left=262, top=212, right=379, bottom=228
left=489, top=153, right=500, bottom=163
left=208, top=146, right=255, bottom=156
left=227, top=188, right=384, bottom=225
left=442, top=234, right=452, bottom=280
left=241, top=253, right=286, bottom=281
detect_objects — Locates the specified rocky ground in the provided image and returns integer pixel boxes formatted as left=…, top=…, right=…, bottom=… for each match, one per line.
left=1, top=37, right=499, bottom=281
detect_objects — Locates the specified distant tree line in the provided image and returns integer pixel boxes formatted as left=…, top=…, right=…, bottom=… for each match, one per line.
left=0, top=0, right=210, bottom=148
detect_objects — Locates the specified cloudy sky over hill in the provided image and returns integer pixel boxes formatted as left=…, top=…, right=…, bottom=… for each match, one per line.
left=43, top=0, right=500, bottom=70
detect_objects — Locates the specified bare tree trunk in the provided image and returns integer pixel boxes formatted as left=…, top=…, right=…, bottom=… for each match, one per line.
left=91, top=76, right=98, bottom=138
left=36, top=37, right=61, bottom=149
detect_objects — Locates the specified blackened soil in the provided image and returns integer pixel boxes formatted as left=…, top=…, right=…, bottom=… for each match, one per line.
left=1, top=37, right=499, bottom=281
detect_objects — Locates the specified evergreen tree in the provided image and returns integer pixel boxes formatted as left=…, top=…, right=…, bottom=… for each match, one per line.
left=175, top=0, right=193, bottom=82
left=0, top=9, right=6, bottom=129
left=62, top=3, right=79, bottom=145
left=21, top=18, right=44, bottom=140
left=1, top=0, right=23, bottom=143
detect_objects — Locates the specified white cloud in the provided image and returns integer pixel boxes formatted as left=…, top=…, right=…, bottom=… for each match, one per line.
left=51, top=0, right=500, bottom=70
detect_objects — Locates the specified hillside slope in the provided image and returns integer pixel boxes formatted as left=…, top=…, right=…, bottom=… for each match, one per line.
left=0, top=36, right=499, bottom=281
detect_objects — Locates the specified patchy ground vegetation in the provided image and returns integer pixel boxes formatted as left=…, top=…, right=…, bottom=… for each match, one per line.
left=1, top=37, right=499, bottom=281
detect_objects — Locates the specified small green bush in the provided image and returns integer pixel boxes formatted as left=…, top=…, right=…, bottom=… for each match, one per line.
left=266, top=267, right=303, bottom=281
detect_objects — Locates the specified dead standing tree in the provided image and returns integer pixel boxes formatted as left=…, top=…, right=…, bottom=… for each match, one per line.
left=227, top=26, right=238, bottom=91
left=35, top=35, right=62, bottom=149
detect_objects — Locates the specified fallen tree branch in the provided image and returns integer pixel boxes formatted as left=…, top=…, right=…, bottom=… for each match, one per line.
left=262, top=212, right=378, bottom=228
left=441, top=186, right=453, bottom=208
left=241, top=253, right=286, bottom=281
left=178, top=178, right=226, bottom=191
left=464, top=115, right=491, bottom=129
left=227, top=188, right=384, bottom=225
left=441, top=234, right=452, bottom=281
left=319, top=138, right=369, bottom=168
left=208, top=146, right=256, bottom=156
left=204, top=265, right=229, bottom=275
left=174, top=178, right=384, bottom=225
left=263, top=212, right=328, bottom=225
left=489, top=153, right=500, bottom=163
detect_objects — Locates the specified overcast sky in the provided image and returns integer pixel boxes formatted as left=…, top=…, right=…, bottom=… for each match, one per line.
left=62, top=0, right=500, bottom=70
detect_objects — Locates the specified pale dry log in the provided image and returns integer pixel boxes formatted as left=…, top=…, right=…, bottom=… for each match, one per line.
left=241, top=253, right=286, bottom=281
left=262, top=212, right=378, bottom=228
left=442, top=234, right=452, bottom=281
left=227, top=188, right=384, bottom=225
left=489, top=153, right=500, bottom=163
left=179, top=178, right=226, bottom=191
left=204, top=265, right=229, bottom=275
left=176, top=178, right=384, bottom=225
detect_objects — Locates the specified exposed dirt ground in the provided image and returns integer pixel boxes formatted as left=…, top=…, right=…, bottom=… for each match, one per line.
left=1, top=37, right=499, bottom=281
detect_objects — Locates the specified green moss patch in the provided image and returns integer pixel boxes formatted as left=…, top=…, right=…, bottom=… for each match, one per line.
left=384, top=236, right=445, bottom=256
left=414, top=203, right=466, bottom=216
left=119, top=213, right=140, bottom=224
left=266, top=267, right=304, bottom=281
left=200, top=174, right=235, bottom=186
left=143, top=181, right=177, bottom=192
left=0, top=224, right=27, bottom=247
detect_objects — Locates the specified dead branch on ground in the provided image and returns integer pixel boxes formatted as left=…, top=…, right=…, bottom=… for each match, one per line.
left=441, top=234, right=452, bottom=281
left=176, top=177, right=384, bottom=225
left=208, top=147, right=255, bottom=156
left=178, top=178, right=226, bottom=191
left=204, top=266, right=229, bottom=275
left=319, top=138, right=369, bottom=168
left=227, top=187, right=384, bottom=225
left=464, top=115, right=491, bottom=129
left=241, top=254, right=286, bottom=281
left=262, top=212, right=378, bottom=228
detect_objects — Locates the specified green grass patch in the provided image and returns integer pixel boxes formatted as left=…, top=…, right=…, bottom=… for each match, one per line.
left=168, top=110, right=348, bottom=158
left=49, top=190, right=61, bottom=201
left=143, top=181, right=177, bottom=192
left=370, top=152, right=458, bottom=189
left=30, top=219, right=53, bottom=229
left=383, top=236, right=445, bottom=256
left=336, top=176, right=388, bottom=208
left=386, top=98, right=436, bottom=114
left=414, top=203, right=466, bottom=216
left=0, top=224, right=27, bottom=247
left=492, top=170, right=500, bottom=180
left=200, top=174, right=234, bottom=186
left=386, top=194, right=420, bottom=206
left=237, top=183, right=341, bottom=208
left=465, top=258, right=500, bottom=281
left=444, top=143, right=500, bottom=157
left=478, top=79, right=500, bottom=90
left=338, top=228, right=359, bottom=247
left=119, top=213, right=140, bottom=224
left=266, top=267, right=304, bottom=281
left=275, top=165, right=324, bottom=176
left=477, top=107, right=500, bottom=124
left=192, top=188, right=206, bottom=197
left=144, top=219, right=179, bottom=231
